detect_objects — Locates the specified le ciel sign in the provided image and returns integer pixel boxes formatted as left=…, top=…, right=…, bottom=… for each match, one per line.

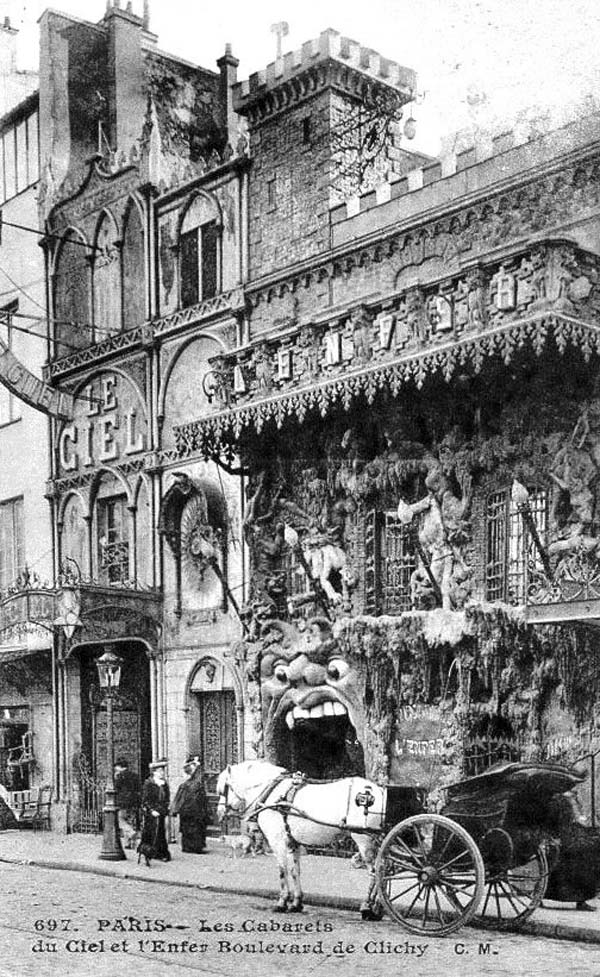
left=58, top=372, right=146, bottom=473
left=0, top=336, right=74, bottom=419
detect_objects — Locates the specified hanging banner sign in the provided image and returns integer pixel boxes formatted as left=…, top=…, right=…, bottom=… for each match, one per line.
left=0, top=338, right=74, bottom=419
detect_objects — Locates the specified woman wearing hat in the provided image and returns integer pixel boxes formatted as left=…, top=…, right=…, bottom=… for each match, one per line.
left=138, top=760, right=171, bottom=864
left=172, top=756, right=209, bottom=853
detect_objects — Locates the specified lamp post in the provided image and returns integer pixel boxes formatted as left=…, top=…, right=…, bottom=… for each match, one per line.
left=95, top=647, right=126, bottom=861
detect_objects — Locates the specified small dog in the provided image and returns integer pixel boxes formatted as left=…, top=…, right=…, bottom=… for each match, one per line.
left=126, top=829, right=141, bottom=852
left=220, top=833, right=253, bottom=858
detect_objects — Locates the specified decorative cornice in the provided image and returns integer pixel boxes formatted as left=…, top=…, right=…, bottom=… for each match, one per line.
left=244, top=139, right=600, bottom=309
left=172, top=240, right=600, bottom=458
left=153, top=287, right=246, bottom=337
left=45, top=287, right=247, bottom=380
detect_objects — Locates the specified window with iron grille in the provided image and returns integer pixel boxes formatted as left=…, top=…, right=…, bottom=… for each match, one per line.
left=97, top=495, right=129, bottom=584
left=0, top=496, right=24, bottom=592
left=283, top=545, right=312, bottom=602
left=485, top=486, right=548, bottom=604
left=365, top=510, right=417, bottom=614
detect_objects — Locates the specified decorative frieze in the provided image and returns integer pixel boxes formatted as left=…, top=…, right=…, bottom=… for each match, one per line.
left=174, top=241, right=600, bottom=457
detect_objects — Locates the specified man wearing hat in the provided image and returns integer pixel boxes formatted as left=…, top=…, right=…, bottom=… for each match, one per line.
left=171, top=756, right=209, bottom=853
left=139, top=759, right=171, bottom=864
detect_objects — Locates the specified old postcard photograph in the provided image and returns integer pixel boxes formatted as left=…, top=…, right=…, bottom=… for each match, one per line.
left=1, top=0, right=600, bottom=974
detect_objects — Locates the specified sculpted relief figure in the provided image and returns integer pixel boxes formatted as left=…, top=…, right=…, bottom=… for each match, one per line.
left=550, top=407, right=600, bottom=556
left=397, top=463, right=472, bottom=611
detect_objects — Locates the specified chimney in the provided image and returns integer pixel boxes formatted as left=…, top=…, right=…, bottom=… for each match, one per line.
left=104, top=2, right=147, bottom=154
left=216, top=43, right=240, bottom=146
left=0, top=16, right=18, bottom=75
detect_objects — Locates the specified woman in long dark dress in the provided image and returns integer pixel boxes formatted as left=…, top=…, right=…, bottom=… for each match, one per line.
left=139, top=760, right=171, bottom=864
left=172, top=757, right=209, bottom=853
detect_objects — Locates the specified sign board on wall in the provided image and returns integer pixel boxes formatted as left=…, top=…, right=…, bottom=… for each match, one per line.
left=58, top=372, right=147, bottom=475
left=0, top=338, right=74, bottom=419
left=388, top=703, right=453, bottom=787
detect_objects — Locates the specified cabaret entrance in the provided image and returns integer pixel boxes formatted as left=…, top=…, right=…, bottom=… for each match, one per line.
left=186, top=657, right=240, bottom=822
left=69, top=641, right=152, bottom=832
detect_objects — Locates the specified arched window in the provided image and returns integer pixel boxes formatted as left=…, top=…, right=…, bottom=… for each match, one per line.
left=53, top=229, right=91, bottom=355
left=122, top=202, right=145, bottom=329
left=94, top=474, right=131, bottom=584
left=93, top=213, right=121, bottom=338
left=179, top=194, right=221, bottom=308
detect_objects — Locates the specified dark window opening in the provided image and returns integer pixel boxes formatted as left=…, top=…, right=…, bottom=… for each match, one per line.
left=180, top=221, right=219, bottom=308
left=97, top=495, right=129, bottom=584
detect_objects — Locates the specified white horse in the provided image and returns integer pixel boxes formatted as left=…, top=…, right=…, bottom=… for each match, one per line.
left=216, top=760, right=384, bottom=916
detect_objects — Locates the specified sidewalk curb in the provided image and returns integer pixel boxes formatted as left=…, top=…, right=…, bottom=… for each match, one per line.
left=2, top=853, right=599, bottom=945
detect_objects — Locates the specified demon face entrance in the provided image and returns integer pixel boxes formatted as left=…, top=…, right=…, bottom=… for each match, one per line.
left=277, top=711, right=364, bottom=779
left=260, top=620, right=366, bottom=780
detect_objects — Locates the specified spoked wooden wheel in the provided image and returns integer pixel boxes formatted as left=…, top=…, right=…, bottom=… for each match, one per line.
left=375, top=814, right=485, bottom=937
left=474, top=844, right=549, bottom=929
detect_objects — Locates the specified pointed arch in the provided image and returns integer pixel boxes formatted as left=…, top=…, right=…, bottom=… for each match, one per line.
left=178, top=191, right=223, bottom=308
left=122, top=195, right=146, bottom=330
left=93, top=209, right=122, bottom=338
left=53, top=226, right=92, bottom=357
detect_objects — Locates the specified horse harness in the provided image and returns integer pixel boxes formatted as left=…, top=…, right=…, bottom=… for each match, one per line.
left=232, top=771, right=379, bottom=849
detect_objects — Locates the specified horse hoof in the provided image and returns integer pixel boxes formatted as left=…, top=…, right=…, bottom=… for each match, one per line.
left=360, top=908, right=383, bottom=921
left=289, top=903, right=304, bottom=914
left=273, top=904, right=288, bottom=913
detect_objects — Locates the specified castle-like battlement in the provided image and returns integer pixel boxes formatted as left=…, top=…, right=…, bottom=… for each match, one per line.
left=330, top=109, right=600, bottom=239
left=233, top=28, right=416, bottom=113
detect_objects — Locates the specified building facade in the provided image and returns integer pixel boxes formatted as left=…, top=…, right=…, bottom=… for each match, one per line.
left=0, top=20, right=57, bottom=813
left=32, top=7, right=600, bottom=831
left=40, top=2, right=247, bottom=826
left=172, top=38, right=600, bottom=816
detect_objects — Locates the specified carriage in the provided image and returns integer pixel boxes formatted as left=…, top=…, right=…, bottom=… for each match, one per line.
left=217, top=759, right=598, bottom=937
left=374, top=761, right=587, bottom=935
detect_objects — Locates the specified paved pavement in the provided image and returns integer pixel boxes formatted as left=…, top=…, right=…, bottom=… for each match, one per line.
left=0, top=828, right=600, bottom=944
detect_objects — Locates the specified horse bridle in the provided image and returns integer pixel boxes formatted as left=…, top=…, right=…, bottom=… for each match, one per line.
left=219, top=777, right=247, bottom=816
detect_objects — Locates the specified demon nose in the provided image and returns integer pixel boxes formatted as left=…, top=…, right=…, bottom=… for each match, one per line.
left=303, top=662, right=327, bottom=685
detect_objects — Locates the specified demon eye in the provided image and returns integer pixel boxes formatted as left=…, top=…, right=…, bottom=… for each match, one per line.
left=274, top=663, right=290, bottom=683
left=327, top=658, right=350, bottom=680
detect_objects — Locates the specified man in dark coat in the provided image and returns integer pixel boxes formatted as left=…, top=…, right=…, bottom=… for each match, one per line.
left=139, top=760, right=171, bottom=863
left=172, top=756, right=209, bottom=853
left=114, top=758, right=140, bottom=849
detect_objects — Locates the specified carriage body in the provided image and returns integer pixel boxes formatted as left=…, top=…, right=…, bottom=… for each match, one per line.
left=375, top=762, right=588, bottom=936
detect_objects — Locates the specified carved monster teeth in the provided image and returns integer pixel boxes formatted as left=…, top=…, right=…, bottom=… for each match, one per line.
left=285, top=702, right=347, bottom=729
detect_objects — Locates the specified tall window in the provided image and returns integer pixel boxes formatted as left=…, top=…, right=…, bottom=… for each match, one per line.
left=0, top=303, right=21, bottom=425
left=0, top=497, right=24, bottom=591
left=97, top=495, right=129, bottom=584
left=486, top=487, right=548, bottom=604
left=364, top=510, right=417, bottom=614
left=0, top=107, right=39, bottom=204
left=179, top=195, right=220, bottom=309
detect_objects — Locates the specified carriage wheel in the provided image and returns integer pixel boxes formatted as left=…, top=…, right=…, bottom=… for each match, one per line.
left=474, top=844, right=548, bottom=929
left=375, top=814, right=485, bottom=937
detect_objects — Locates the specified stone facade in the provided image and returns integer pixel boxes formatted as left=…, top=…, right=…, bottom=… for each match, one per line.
left=29, top=8, right=600, bottom=828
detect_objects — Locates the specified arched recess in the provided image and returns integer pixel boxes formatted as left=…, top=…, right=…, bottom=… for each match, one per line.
left=122, top=197, right=146, bottom=330
left=59, top=491, right=88, bottom=578
left=160, top=334, right=224, bottom=450
left=90, top=467, right=133, bottom=584
left=158, top=473, right=228, bottom=615
left=185, top=654, right=242, bottom=811
left=93, top=210, right=122, bottom=338
left=178, top=191, right=222, bottom=308
left=53, top=227, right=92, bottom=356
left=134, top=474, right=153, bottom=588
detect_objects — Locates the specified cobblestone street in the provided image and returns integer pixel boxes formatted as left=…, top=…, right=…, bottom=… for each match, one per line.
left=1, top=863, right=599, bottom=977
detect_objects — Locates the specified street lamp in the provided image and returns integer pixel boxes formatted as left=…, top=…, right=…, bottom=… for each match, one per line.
left=95, top=647, right=126, bottom=861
